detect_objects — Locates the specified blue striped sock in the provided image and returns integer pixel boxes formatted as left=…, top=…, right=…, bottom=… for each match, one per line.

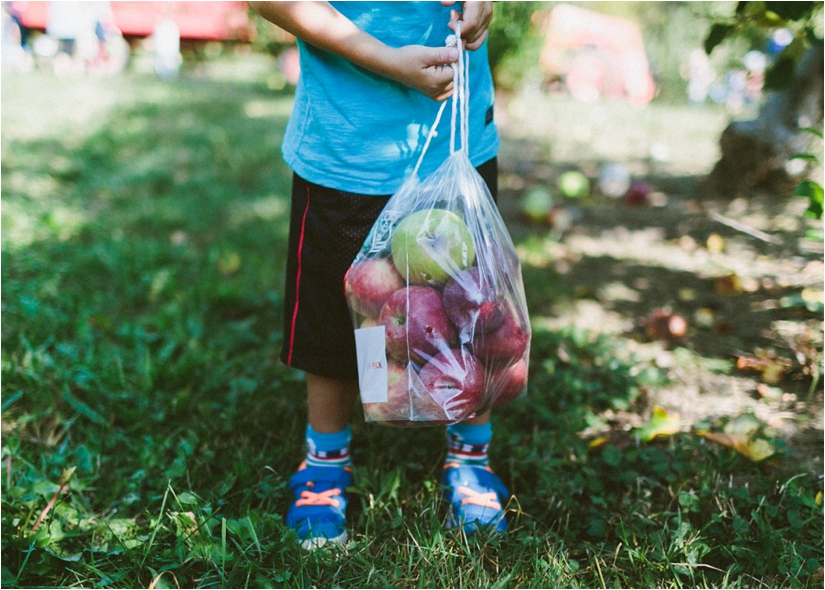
left=305, top=425, right=352, bottom=469
left=445, top=423, right=492, bottom=467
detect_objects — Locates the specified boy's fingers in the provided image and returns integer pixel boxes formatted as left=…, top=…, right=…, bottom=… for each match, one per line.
left=430, top=65, right=454, bottom=85
left=447, top=2, right=492, bottom=49
left=464, top=31, right=488, bottom=51
left=424, top=65, right=454, bottom=101
left=429, top=46, right=459, bottom=66
left=433, top=82, right=454, bottom=102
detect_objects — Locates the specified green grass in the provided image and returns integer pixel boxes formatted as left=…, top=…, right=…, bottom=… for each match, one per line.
left=2, top=60, right=823, bottom=588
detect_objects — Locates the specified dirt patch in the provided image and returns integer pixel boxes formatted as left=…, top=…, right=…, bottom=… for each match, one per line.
left=496, top=93, right=824, bottom=478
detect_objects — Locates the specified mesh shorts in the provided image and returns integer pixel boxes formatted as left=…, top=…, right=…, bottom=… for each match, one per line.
left=281, top=158, right=498, bottom=380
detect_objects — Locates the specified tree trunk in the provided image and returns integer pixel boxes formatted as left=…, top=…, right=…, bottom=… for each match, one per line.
left=706, top=46, right=824, bottom=196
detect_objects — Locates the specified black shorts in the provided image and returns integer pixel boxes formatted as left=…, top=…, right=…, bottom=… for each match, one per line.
left=281, top=158, right=498, bottom=380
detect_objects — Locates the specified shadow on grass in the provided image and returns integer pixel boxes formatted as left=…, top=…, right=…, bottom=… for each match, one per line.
left=2, top=71, right=823, bottom=588
left=2, top=73, right=306, bottom=512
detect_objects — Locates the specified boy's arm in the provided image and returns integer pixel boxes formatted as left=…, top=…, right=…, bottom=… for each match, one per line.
left=249, top=1, right=459, bottom=101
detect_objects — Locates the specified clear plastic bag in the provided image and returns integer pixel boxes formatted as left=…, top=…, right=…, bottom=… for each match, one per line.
left=344, top=32, right=530, bottom=425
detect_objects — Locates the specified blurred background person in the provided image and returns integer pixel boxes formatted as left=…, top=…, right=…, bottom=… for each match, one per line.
left=2, top=1, right=33, bottom=72
left=153, top=15, right=182, bottom=80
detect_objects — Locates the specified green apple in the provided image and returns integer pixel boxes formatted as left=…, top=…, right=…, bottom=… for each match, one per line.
left=558, top=170, right=590, bottom=199
left=390, top=209, right=475, bottom=285
left=521, top=186, right=554, bottom=223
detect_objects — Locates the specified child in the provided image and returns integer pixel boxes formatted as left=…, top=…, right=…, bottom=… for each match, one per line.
left=251, top=1, right=508, bottom=549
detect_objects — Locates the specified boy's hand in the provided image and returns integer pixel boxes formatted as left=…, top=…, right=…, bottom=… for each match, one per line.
left=250, top=1, right=467, bottom=101
left=443, top=1, right=493, bottom=50
left=389, top=45, right=458, bottom=102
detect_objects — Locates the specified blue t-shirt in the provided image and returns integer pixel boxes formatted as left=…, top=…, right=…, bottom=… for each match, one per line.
left=282, top=1, right=499, bottom=195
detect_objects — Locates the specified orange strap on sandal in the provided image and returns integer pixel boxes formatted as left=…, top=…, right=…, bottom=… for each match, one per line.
left=295, top=488, right=342, bottom=508
left=456, top=486, right=501, bottom=510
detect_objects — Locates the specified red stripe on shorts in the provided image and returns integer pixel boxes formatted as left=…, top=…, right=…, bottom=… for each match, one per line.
left=287, top=187, right=311, bottom=365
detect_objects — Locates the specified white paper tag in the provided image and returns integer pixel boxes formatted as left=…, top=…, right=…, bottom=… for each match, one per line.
left=354, top=326, right=389, bottom=403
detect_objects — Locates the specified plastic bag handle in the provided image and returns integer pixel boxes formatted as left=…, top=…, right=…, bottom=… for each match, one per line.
left=449, top=21, right=470, bottom=156
left=411, top=21, right=470, bottom=179
left=411, top=99, right=448, bottom=179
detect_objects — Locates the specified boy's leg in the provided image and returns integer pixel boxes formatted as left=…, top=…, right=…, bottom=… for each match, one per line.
left=443, top=409, right=509, bottom=533
left=283, top=158, right=503, bottom=543
left=286, top=373, right=358, bottom=549
left=280, top=175, right=392, bottom=549
left=461, top=409, right=490, bottom=427
left=306, top=373, right=359, bottom=434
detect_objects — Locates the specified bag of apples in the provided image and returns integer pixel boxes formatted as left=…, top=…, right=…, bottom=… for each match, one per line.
left=344, top=32, right=530, bottom=426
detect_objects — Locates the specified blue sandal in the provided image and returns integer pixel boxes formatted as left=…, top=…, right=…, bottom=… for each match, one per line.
left=285, top=462, right=351, bottom=549
left=442, top=463, right=509, bottom=533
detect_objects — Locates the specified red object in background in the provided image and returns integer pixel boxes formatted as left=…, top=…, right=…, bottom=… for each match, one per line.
left=15, top=1, right=253, bottom=41
left=624, top=181, right=652, bottom=206
left=539, top=3, right=656, bottom=106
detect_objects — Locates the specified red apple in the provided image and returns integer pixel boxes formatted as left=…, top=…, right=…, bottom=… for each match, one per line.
left=489, top=359, right=528, bottom=408
left=442, top=267, right=505, bottom=337
left=624, top=181, right=651, bottom=206
left=345, top=259, right=405, bottom=318
left=379, top=286, right=457, bottom=364
left=363, top=361, right=411, bottom=422
left=419, top=348, right=485, bottom=421
left=363, top=362, right=449, bottom=426
left=645, top=309, right=688, bottom=340
left=471, top=311, right=529, bottom=368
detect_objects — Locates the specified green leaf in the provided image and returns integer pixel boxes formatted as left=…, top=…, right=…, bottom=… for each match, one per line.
left=636, top=406, right=681, bottom=442
left=789, top=153, right=818, bottom=162
left=804, top=26, right=823, bottom=46
left=601, top=444, right=622, bottom=467
left=795, top=180, right=824, bottom=219
left=587, top=517, right=607, bottom=537
left=175, top=491, right=200, bottom=507
left=704, top=23, right=734, bottom=55
left=677, top=490, right=699, bottom=511
left=58, top=467, right=76, bottom=486
left=1, top=566, right=18, bottom=587
left=799, top=126, right=824, bottom=139
left=765, top=55, right=798, bottom=90
left=787, top=507, right=806, bottom=529
left=765, top=1, right=818, bottom=21
left=61, top=388, right=107, bottom=425
left=746, top=438, right=779, bottom=462
left=723, top=413, right=764, bottom=435
left=758, top=11, right=785, bottom=27
left=2, top=391, right=24, bottom=412
left=733, top=515, right=750, bottom=533
left=699, top=430, right=779, bottom=462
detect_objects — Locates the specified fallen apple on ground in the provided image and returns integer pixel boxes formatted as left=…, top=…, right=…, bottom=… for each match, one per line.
left=624, top=180, right=651, bottom=206
left=645, top=308, right=688, bottom=340
left=521, top=186, right=554, bottom=223
left=558, top=170, right=590, bottom=199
